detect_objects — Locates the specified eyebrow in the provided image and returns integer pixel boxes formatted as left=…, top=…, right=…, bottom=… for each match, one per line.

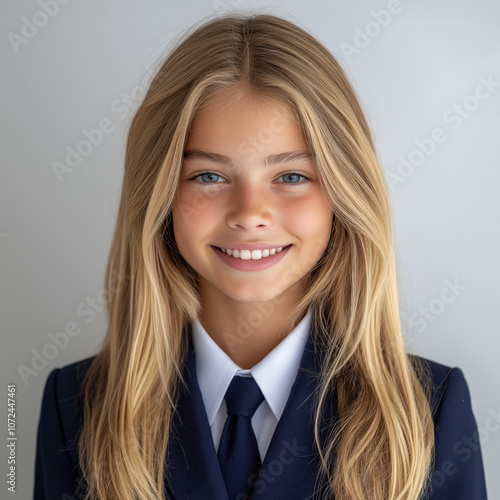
left=183, top=150, right=313, bottom=168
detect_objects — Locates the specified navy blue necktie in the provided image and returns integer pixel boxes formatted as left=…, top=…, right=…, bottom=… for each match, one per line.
left=218, top=375, right=265, bottom=500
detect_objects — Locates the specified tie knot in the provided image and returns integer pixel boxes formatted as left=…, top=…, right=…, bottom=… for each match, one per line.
left=224, top=376, right=264, bottom=418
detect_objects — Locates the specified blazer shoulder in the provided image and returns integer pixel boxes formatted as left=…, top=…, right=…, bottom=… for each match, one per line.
left=48, top=355, right=97, bottom=398
left=409, top=353, right=454, bottom=384
left=408, top=357, right=488, bottom=498
left=34, top=356, right=97, bottom=499
left=42, top=357, right=97, bottom=448
left=408, top=354, right=471, bottom=422
left=39, top=355, right=97, bottom=448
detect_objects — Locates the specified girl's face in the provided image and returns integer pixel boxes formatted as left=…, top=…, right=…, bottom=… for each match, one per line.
left=172, top=87, right=333, bottom=305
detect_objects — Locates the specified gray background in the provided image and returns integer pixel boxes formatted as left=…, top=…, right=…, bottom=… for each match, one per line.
left=1, top=0, right=499, bottom=498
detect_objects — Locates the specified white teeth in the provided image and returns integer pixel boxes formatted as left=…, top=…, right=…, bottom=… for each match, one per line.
left=240, top=250, right=251, bottom=260
left=219, top=245, right=288, bottom=260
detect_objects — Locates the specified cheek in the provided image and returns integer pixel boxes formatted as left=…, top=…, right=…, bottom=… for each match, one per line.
left=172, top=188, right=219, bottom=242
left=174, top=188, right=208, bottom=224
left=284, top=193, right=332, bottom=241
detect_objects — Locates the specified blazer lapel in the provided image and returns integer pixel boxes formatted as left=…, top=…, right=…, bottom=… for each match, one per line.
left=166, top=325, right=335, bottom=500
left=251, top=330, right=335, bottom=499
left=165, top=336, right=229, bottom=500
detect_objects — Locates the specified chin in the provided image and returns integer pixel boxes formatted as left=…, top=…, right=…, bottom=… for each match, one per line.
left=224, top=289, right=282, bottom=304
left=226, top=281, right=286, bottom=301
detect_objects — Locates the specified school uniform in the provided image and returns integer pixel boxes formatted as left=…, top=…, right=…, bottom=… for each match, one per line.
left=33, top=312, right=488, bottom=499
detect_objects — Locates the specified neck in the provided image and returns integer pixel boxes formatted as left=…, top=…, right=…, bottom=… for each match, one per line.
left=198, top=283, right=308, bottom=369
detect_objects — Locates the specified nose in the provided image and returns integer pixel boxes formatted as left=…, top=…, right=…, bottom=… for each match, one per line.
left=225, top=183, right=273, bottom=231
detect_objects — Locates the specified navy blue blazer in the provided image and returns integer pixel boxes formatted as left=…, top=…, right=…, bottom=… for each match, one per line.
left=34, top=331, right=488, bottom=499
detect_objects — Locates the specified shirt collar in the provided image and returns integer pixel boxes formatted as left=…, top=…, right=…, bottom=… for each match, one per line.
left=191, top=309, right=311, bottom=424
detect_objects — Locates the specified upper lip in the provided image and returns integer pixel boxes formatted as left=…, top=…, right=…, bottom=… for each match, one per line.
left=212, top=243, right=291, bottom=251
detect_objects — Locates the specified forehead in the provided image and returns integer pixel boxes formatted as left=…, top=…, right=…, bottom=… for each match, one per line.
left=185, top=86, right=305, bottom=152
left=196, top=84, right=293, bottom=120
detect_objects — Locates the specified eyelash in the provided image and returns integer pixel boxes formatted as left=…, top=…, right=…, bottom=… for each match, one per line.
left=188, top=171, right=310, bottom=186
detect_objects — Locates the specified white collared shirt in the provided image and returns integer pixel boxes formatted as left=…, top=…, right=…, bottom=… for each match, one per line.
left=191, top=309, right=311, bottom=462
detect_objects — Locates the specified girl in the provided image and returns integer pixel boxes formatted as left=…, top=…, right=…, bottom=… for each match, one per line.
left=34, top=13, right=487, bottom=500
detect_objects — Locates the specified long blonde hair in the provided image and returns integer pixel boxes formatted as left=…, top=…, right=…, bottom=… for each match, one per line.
left=79, top=13, right=434, bottom=499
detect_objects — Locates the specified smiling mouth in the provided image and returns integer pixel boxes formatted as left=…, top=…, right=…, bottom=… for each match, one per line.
left=213, top=244, right=292, bottom=260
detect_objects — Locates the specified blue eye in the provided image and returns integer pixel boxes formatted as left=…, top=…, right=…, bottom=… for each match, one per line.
left=278, top=173, right=308, bottom=184
left=191, top=172, right=225, bottom=183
